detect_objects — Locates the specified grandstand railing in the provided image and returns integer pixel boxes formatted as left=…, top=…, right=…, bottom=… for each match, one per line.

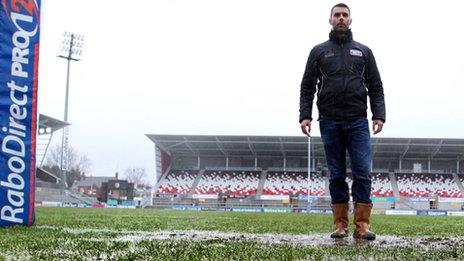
left=394, top=169, right=454, bottom=174
left=372, top=169, right=390, bottom=173
left=267, top=167, right=313, bottom=172
left=204, top=166, right=262, bottom=171
left=150, top=197, right=463, bottom=211
left=149, top=201, right=331, bottom=209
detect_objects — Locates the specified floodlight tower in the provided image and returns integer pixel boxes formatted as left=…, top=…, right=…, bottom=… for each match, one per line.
left=57, top=32, right=84, bottom=199
left=307, top=135, right=311, bottom=208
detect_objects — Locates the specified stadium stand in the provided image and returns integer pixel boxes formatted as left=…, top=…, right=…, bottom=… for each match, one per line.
left=371, top=173, right=394, bottom=197
left=458, top=174, right=464, bottom=194
left=36, top=114, right=69, bottom=167
left=262, top=171, right=325, bottom=196
left=156, top=170, right=198, bottom=195
left=145, top=135, right=464, bottom=211
left=396, top=173, right=462, bottom=198
left=345, top=173, right=393, bottom=197
left=35, top=187, right=83, bottom=204
left=68, top=192, right=99, bottom=205
left=36, top=114, right=69, bottom=186
left=154, top=169, right=462, bottom=200
left=194, top=170, right=260, bottom=196
left=37, top=168, right=61, bottom=184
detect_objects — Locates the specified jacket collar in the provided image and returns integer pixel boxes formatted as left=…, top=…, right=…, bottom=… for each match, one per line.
left=329, top=29, right=353, bottom=44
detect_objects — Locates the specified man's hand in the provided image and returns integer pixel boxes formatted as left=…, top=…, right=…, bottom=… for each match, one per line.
left=372, top=119, right=384, bottom=135
left=300, top=119, right=311, bottom=136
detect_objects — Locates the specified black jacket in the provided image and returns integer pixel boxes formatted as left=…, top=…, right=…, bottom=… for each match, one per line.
left=299, top=30, right=385, bottom=123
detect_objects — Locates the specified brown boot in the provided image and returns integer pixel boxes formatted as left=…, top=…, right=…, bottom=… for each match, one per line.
left=353, top=202, right=376, bottom=240
left=330, top=203, right=349, bottom=238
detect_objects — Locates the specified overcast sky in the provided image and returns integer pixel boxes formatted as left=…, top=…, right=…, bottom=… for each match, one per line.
left=38, top=0, right=464, bottom=182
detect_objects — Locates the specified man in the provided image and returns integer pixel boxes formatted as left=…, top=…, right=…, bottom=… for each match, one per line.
left=299, top=3, right=385, bottom=240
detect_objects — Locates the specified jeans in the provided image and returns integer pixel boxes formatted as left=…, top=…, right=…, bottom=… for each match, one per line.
left=319, top=118, right=372, bottom=204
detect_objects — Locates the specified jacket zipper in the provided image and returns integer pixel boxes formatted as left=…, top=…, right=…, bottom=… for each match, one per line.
left=341, top=42, right=347, bottom=118
left=317, top=67, right=326, bottom=99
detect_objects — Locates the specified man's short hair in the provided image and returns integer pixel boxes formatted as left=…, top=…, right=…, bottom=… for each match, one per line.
left=330, top=3, right=350, bottom=17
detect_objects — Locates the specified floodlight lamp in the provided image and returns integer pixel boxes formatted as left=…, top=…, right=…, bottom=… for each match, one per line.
left=58, top=32, right=85, bottom=60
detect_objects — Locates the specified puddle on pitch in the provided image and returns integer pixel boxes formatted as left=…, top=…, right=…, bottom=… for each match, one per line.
left=111, top=230, right=464, bottom=249
left=37, top=226, right=464, bottom=249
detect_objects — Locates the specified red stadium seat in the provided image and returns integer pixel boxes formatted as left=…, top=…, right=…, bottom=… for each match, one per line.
left=194, top=171, right=260, bottom=196
left=156, top=170, right=197, bottom=195
left=395, top=173, right=462, bottom=198
left=262, top=172, right=326, bottom=196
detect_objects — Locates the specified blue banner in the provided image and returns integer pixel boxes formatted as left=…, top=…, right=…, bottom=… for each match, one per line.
left=0, top=0, right=40, bottom=227
left=417, top=210, right=447, bottom=217
left=408, top=197, right=430, bottom=202
left=298, top=195, right=319, bottom=202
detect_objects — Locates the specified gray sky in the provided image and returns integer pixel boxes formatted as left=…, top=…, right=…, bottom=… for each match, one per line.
left=38, top=0, right=464, bottom=182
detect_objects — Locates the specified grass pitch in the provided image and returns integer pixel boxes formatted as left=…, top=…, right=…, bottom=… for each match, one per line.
left=0, top=207, right=463, bottom=260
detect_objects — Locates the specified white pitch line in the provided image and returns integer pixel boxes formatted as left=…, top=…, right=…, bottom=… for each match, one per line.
left=36, top=225, right=464, bottom=250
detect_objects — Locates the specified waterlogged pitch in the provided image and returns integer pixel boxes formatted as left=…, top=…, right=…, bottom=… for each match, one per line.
left=0, top=208, right=464, bottom=260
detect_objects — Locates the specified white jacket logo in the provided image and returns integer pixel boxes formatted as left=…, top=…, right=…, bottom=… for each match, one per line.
left=350, top=49, right=363, bottom=57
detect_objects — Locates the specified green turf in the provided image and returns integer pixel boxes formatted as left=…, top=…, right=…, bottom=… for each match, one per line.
left=0, top=207, right=463, bottom=260
left=34, top=207, right=464, bottom=236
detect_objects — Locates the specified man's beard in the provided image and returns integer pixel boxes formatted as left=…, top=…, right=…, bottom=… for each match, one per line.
left=333, top=25, right=348, bottom=34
